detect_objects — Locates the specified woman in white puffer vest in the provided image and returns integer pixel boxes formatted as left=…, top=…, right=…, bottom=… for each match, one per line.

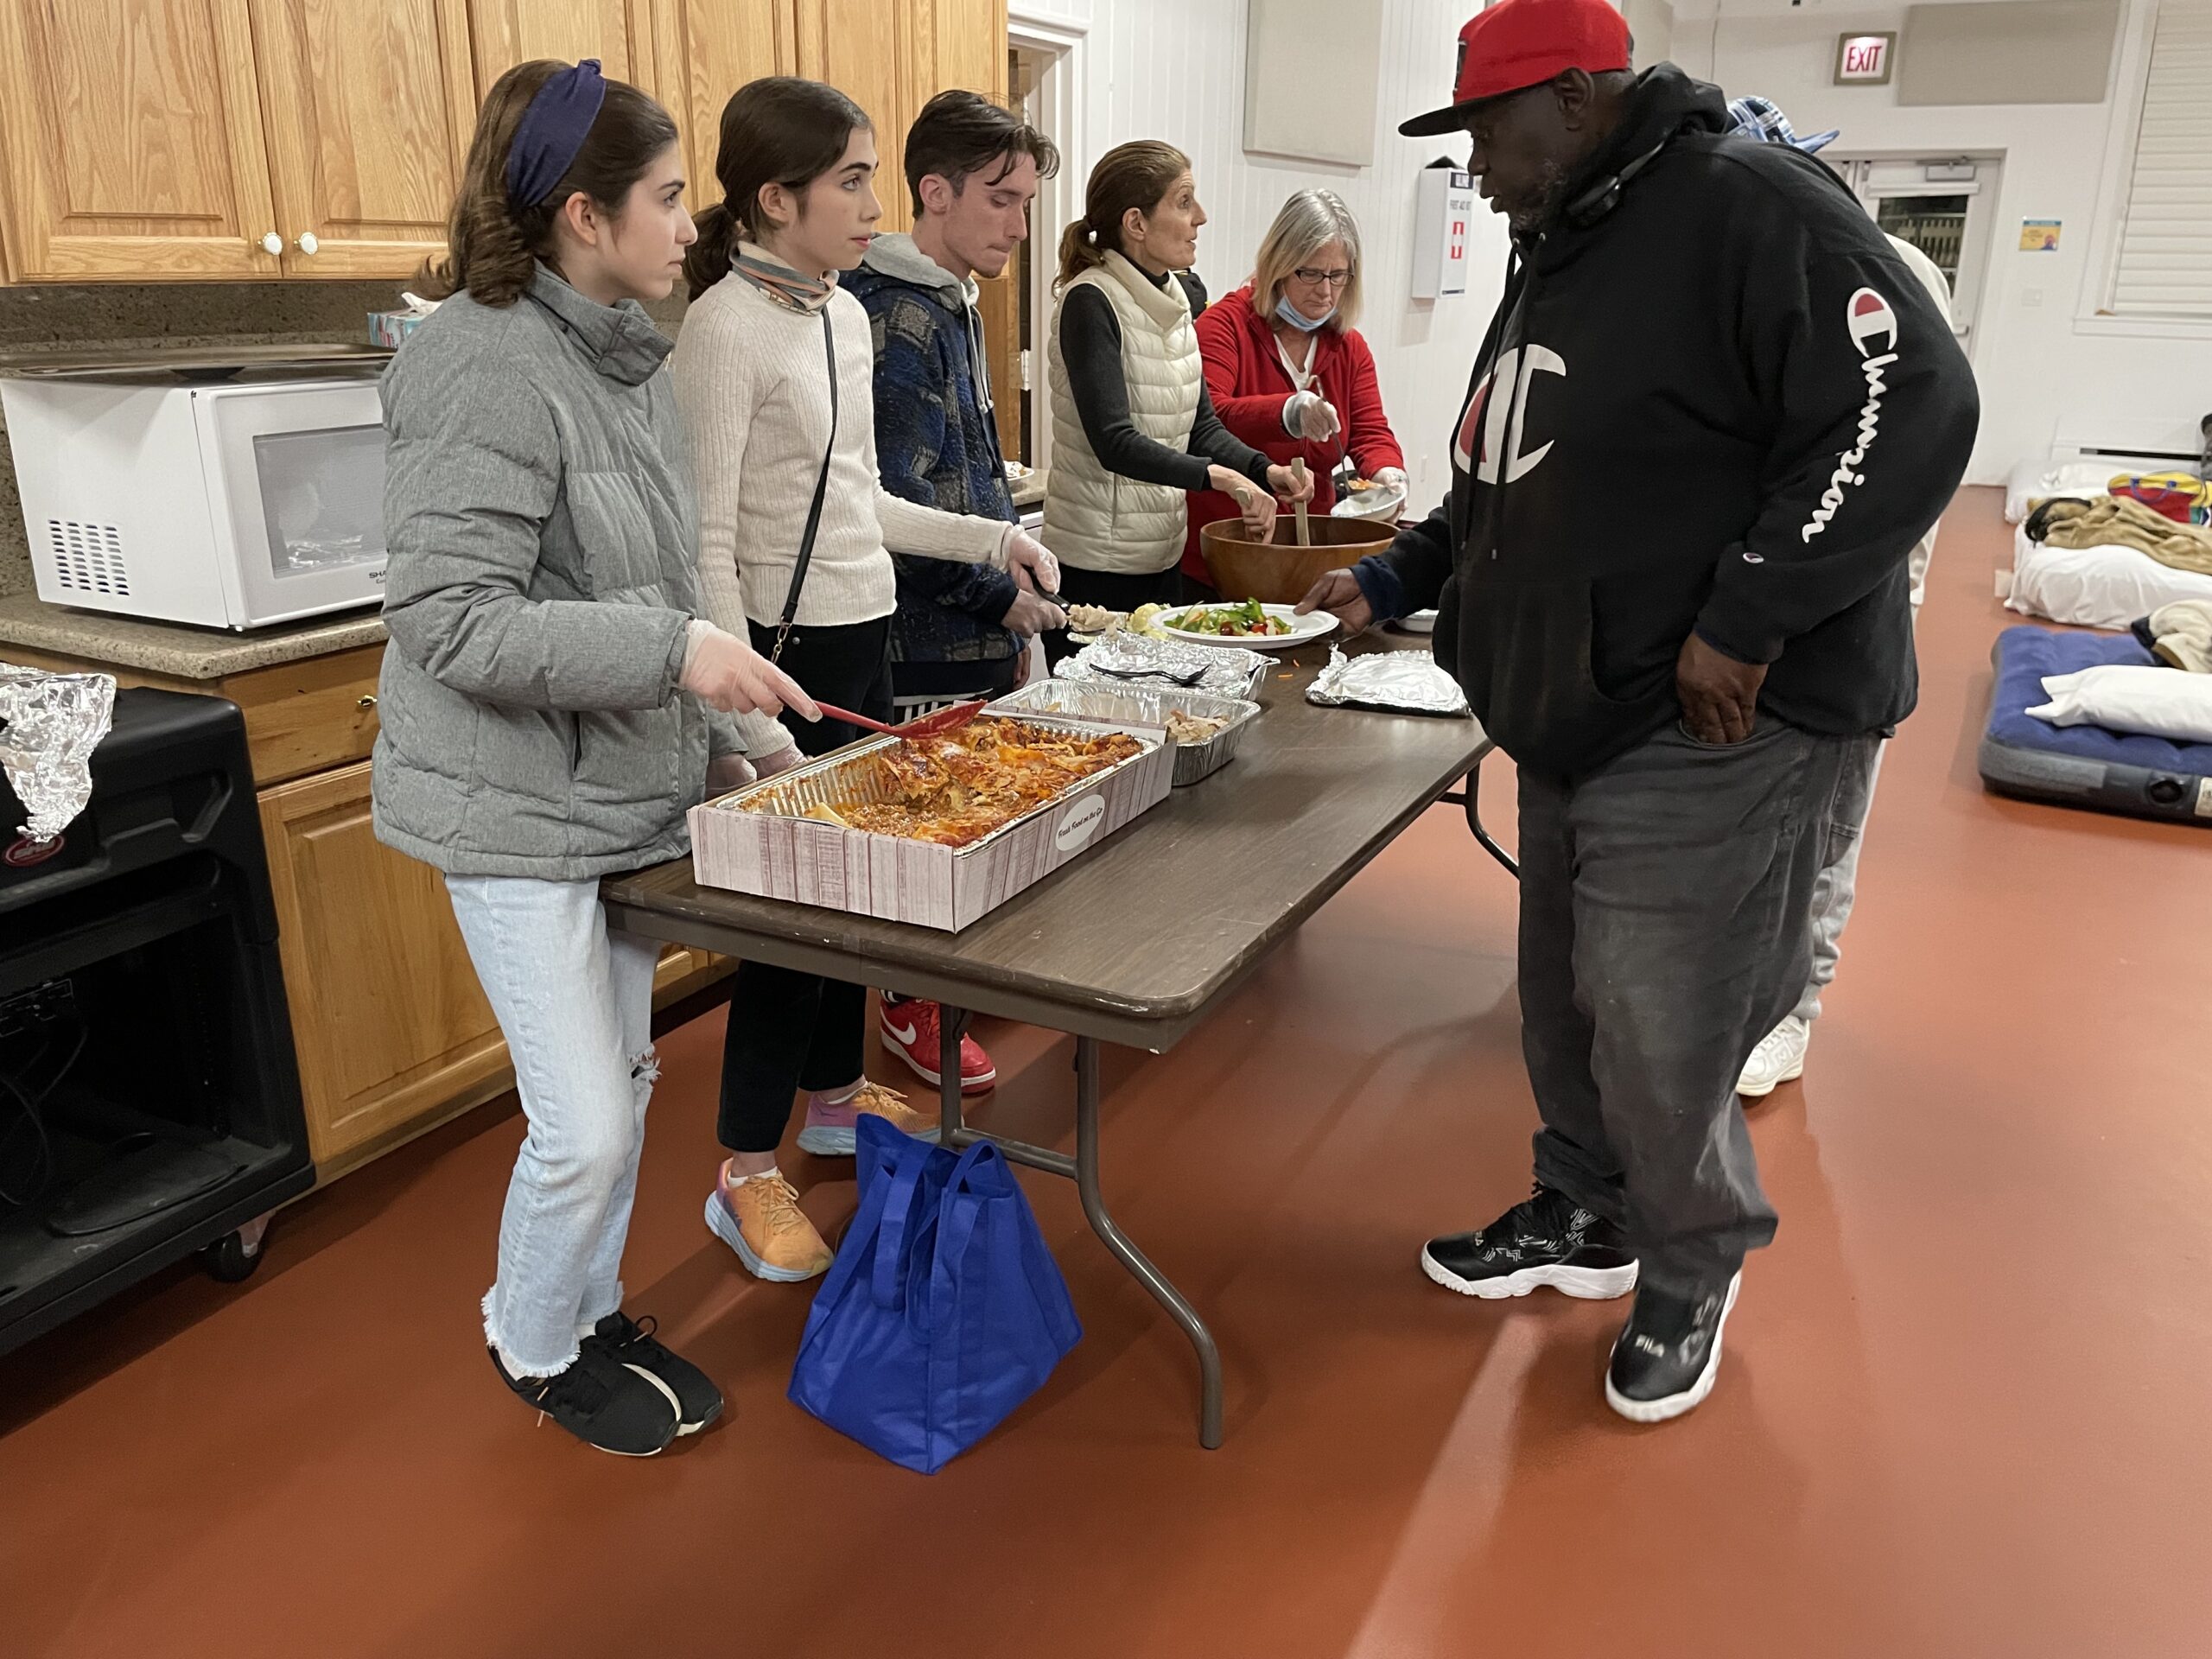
left=1043, top=141, right=1311, bottom=652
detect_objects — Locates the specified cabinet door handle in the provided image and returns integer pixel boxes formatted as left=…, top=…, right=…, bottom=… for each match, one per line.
left=296, top=232, right=320, bottom=256
left=261, top=232, right=283, bottom=256
left=358, top=694, right=378, bottom=709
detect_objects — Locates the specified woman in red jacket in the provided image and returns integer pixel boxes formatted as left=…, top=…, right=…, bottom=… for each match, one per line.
left=1183, top=189, right=1406, bottom=589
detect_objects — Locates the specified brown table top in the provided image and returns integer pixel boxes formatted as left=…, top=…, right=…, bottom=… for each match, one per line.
left=601, top=634, right=1490, bottom=1050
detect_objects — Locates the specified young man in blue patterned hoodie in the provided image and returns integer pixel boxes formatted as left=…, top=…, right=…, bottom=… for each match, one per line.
left=846, top=90, right=1066, bottom=1095
left=847, top=91, right=1065, bottom=705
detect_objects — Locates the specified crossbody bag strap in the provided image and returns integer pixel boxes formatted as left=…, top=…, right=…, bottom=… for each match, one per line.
left=772, top=305, right=840, bottom=664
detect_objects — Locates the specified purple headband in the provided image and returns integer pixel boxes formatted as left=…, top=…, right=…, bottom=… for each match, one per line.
left=505, top=60, right=607, bottom=207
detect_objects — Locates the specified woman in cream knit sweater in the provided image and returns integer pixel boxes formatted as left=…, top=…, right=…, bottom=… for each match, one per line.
left=672, top=77, right=1058, bottom=1284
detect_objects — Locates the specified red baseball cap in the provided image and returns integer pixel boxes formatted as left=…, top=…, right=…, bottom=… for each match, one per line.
left=1400, top=0, right=1633, bottom=137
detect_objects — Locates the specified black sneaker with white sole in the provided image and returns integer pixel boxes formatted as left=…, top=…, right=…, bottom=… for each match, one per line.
left=1605, top=1270, right=1742, bottom=1424
left=1421, top=1184, right=1639, bottom=1300
left=581, top=1311, right=722, bottom=1435
left=490, top=1343, right=681, bottom=1457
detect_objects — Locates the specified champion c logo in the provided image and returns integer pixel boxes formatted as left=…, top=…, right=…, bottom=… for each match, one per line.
left=1454, top=344, right=1567, bottom=485
left=1054, top=794, right=1107, bottom=854
left=1846, top=288, right=1898, bottom=359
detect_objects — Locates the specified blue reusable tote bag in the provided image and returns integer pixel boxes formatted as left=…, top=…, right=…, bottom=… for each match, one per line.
left=788, top=1114, right=1082, bottom=1472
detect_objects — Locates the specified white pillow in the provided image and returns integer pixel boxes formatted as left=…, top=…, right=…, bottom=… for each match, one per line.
left=2006, top=527, right=2212, bottom=630
left=2028, top=664, right=2212, bottom=744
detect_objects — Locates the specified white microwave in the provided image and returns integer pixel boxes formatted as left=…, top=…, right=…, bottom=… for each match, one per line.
left=3, top=370, right=388, bottom=632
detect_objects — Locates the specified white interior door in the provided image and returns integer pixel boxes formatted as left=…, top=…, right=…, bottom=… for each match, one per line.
left=1825, top=155, right=2002, bottom=349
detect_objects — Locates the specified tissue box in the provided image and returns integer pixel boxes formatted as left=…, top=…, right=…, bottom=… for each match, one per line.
left=367, top=309, right=429, bottom=349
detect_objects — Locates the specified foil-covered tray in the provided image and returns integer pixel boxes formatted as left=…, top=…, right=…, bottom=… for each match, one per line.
left=1306, top=647, right=1470, bottom=717
left=0, top=664, right=117, bottom=852
left=1056, top=631, right=1268, bottom=699
left=992, top=680, right=1260, bottom=786
left=710, top=713, right=1166, bottom=857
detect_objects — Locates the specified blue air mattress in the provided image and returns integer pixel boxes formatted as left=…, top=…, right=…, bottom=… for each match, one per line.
left=1980, top=625, right=2212, bottom=825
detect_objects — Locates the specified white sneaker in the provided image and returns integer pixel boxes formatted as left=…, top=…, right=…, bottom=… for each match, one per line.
left=1737, top=1016, right=1809, bottom=1099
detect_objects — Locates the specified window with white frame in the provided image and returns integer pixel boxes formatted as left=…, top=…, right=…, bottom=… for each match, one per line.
left=2107, top=2, right=2212, bottom=318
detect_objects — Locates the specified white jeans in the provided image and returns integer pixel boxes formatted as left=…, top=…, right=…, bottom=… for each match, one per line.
left=445, top=874, right=662, bottom=1377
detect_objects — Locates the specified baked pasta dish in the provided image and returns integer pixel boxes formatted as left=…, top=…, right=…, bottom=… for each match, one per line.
left=756, top=715, right=1143, bottom=848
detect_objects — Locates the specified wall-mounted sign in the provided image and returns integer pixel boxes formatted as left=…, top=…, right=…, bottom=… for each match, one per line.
left=1411, top=167, right=1475, bottom=300
left=1834, top=32, right=1896, bottom=85
left=2019, top=219, right=2063, bottom=252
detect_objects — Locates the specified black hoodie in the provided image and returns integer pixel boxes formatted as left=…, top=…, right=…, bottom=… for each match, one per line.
left=1357, top=67, right=1979, bottom=779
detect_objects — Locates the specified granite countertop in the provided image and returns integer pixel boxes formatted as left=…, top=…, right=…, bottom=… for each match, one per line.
left=0, top=592, right=386, bottom=679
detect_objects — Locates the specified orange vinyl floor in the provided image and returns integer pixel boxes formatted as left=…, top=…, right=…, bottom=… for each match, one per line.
left=3, top=488, right=2208, bottom=1659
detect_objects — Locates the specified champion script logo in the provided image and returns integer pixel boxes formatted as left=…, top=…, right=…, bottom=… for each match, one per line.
left=1800, top=288, right=1900, bottom=546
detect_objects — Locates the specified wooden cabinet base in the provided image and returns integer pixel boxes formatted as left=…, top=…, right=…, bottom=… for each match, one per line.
left=258, top=758, right=734, bottom=1179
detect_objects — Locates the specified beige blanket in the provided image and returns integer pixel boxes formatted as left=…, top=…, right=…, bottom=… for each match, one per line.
left=2034, top=496, right=2212, bottom=575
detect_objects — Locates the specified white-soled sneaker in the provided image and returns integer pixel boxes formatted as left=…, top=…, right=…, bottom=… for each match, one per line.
left=1737, top=1016, right=1809, bottom=1099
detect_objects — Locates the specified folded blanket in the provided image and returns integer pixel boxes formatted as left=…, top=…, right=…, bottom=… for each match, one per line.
left=2027, top=496, right=2212, bottom=575
left=2139, top=599, right=2212, bottom=672
left=2029, top=662, right=2212, bottom=744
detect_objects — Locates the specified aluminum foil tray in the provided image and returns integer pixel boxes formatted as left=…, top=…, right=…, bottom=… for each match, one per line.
left=1056, top=631, right=1268, bottom=699
left=992, top=680, right=1260, bottom=786
left=713, top=714, right=1165, bottom=857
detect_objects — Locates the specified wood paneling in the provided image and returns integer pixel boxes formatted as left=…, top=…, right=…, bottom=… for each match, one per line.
left=793, top=0, right=912, bottom=231
left=258, top=760, right=508, bottom=1167
left=470, top=0, right=648, bottom=98
left=647, top=0, right=792, bottom=212
left=0, top=0, right=282, bottom=279
left=251, top=0, right=476, bottom=277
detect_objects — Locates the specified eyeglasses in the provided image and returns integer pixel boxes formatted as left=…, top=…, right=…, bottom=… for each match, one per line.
left=1291, top=267, right=1354, bottom=288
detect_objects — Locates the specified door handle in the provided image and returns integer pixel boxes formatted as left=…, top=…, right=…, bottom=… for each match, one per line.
left=296, top=232, right=320, bottom=256
left=358, top=695, right=378, bottom=709
left=261, top=232, right=283, bottom=256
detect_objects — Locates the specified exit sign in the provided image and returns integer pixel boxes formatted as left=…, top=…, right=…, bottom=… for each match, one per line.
left=1835, top=32, right=1896, bottom=84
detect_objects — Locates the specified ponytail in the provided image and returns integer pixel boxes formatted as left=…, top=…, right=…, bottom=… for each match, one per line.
left=1055, top=218, right=1105, bottom=290
left=1055, top=140, right=1192, bottom=294
left=418, top=60, right=677, bottom=308
left=683, top=200, right=742, bottom=302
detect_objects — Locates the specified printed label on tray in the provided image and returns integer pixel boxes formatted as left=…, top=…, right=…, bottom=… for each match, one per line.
left=2197, top=778, right=2212, bottom=819
left=1054, top=794, right=1108, bottom=853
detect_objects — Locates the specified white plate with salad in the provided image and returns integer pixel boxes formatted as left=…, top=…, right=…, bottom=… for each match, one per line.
left=1153, top=599, right=1338, bottom=652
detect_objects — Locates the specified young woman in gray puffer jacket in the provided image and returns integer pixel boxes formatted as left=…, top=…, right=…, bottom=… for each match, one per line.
left=372, top=58, right=818, bottom=1458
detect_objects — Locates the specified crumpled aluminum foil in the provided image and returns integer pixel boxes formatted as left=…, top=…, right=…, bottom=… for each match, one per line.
left=1305, top=647, right=1470, bottom=717
left=0, top=664, right=117, bottom=844
left=1057, top=631, right=1268, bottom=699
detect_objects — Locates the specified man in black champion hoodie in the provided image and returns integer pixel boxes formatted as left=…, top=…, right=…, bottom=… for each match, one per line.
left=1300, top=0, right=1977, bottom=1422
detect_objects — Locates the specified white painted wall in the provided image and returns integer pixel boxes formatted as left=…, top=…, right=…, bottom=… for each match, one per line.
left=1012, top=0, right=1514, bottom=508
left=1674, top=0, right=2212, bottom=483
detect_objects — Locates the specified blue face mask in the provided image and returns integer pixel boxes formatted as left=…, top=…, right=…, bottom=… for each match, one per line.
left=1274, top=296, right=1333, bottom=333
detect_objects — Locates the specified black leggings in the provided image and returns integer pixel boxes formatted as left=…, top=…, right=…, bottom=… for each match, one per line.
left=717, top=617, right=894, bottom=1154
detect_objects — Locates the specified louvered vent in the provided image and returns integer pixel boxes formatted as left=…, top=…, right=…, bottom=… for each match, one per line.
left=46, top=519, right=131, bottom=597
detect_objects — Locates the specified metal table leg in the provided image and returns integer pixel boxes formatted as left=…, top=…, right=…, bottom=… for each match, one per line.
left=1439, top=740, right=1518, bottom=880
left=934, top=1009, right=1224, bottom=1448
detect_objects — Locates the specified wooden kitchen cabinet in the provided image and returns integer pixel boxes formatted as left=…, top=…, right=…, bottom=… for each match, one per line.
left=648, top=0, right=796, bottom=212
left=0, top=0, right=283, bottom=280
left=256, top=757, right=728, bottom=1174
left=257, top=760, right=510, bottom=1171
left=471, top=0, right=653, bottom=98
left=251, top=0, right=478, bottom=277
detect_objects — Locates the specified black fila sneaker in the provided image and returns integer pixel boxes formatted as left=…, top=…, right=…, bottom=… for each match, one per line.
left=1605, top=1271, right=1743, bottom=1424
left=1420, top=1185, right=1639, bottom=1300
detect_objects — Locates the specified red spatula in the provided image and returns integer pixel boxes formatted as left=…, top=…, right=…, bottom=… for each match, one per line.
left=815, top=699, right=989, bottom=740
